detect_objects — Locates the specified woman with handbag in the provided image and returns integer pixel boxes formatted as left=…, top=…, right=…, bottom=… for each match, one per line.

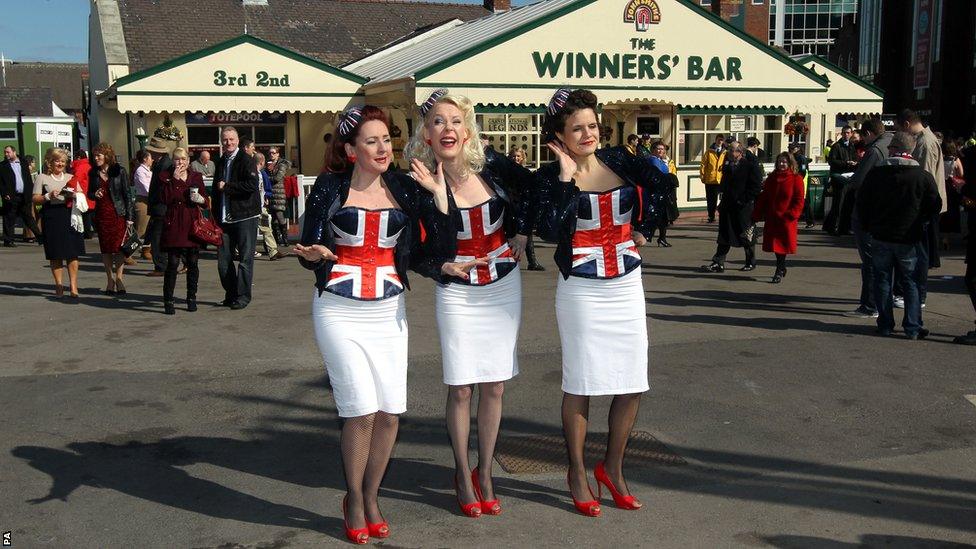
left=88, top=142, right=134, bottom=295
left=159, top=147, right=209, bottom=315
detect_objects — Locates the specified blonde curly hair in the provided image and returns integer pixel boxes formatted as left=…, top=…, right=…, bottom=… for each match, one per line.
left=404, top=93, right=485, bottom=177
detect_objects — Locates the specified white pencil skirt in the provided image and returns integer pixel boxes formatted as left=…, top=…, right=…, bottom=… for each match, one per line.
left=555, top=269, right=649, bottom=396
left=435, top=268, right=521, bottom=386
left=312, top=290, right=408, bottom=418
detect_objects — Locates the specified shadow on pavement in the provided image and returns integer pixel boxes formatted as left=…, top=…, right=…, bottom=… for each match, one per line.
left=11, top=382, right=976, bottom=536
left=763, top=534, right=976, bottom=548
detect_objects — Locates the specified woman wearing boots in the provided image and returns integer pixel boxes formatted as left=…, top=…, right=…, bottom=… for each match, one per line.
left=406, top=89, right=535, bottom=518
left=159, top=148, right=207, bottom=314
left=267, top=146, right=292, bottom=246
left=752, top=152, right=805, bottom=283
left=535, top=88, right=665, bottom=517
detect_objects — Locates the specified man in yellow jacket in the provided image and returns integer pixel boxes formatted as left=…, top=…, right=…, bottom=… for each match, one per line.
left=700, top=134, right=726, bottom=223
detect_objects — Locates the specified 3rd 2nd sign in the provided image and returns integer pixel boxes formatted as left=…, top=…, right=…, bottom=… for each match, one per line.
left=213, top=70, right=291, bottom=87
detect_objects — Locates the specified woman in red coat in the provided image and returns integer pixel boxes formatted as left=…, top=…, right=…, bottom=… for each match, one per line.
left=159, top=147, right=208, bottom=315
left=753, top=152, right=805, bottom=283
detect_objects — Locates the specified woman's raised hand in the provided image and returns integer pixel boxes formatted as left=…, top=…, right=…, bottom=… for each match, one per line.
left=410, top=158, right=450, bottom=214
left=293, top=244, right=337, bottom=263
left=410, top=159, right=446, bottom=194
left=440, top=257, right=489, bottom=281
left=546, top=141, right=577, bottom=183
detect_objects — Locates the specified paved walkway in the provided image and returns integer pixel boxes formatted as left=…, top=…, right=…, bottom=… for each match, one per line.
left=1, top=222, right=974, bottom=548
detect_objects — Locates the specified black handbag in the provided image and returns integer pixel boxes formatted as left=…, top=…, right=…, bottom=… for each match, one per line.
left=120, top=224, right=142, bottom=257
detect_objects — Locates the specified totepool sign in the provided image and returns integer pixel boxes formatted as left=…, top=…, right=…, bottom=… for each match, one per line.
left=623, top=0, right=661, bottom=32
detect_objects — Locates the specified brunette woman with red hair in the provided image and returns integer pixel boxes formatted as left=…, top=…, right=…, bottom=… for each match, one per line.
left=88, top=142, right=134, bottom=295
left=294, top=105, right=444, bottom=544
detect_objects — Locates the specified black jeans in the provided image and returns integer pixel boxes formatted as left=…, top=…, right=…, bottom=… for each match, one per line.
left=147, top=216, right=167, bottom=272
left=705, top=185, right=721, bottom=221
left=965, top=214, right=976, bottom=317
left=1, top=195, right=41, bottom=242
left=164, top=248, right=200, bottom=303
left=217, top=217, right=258, bottom=306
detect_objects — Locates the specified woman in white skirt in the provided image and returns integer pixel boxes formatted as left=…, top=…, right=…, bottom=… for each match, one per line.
left=406, top=90, right=537, bottom=518
left=294, top=105, right=444, bottom=544
left=534, top=89, right=667, bottom=517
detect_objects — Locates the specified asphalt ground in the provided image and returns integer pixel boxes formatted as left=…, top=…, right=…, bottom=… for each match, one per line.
left=1, top=219, right=974, bottom=548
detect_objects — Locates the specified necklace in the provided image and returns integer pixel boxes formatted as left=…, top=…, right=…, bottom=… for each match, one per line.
left=51, top=172, right=67, bottom=182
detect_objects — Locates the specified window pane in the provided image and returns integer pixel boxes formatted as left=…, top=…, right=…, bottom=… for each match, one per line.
left=187, top=126, right=219, bottom=146
left=254, top=125, right=285, bottom=145
left=680, top=133, right=705, bottom=165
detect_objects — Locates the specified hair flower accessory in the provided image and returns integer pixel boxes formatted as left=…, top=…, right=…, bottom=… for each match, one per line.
left=546, top=88, right=572, bottom=116
left=337, top=106, right=364, bottom=139
left=419, top=89, right=449, bottom=118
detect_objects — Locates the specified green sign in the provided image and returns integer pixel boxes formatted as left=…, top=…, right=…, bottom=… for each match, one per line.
left=213, top=70, right=291, bottom=87
left=531, top=51, right=742, bottom=82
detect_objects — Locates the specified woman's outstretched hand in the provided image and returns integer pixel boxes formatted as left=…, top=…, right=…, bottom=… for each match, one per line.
left=293, top=244, right=337, bottom=263
left=441, top=258, right=489, bottom=280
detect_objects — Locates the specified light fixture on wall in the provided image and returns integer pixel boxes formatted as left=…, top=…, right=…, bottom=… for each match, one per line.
left=135, top=125, right=148, bottom=150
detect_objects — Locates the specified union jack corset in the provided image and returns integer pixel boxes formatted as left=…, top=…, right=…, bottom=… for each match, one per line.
left=452, top=195, right=517, bottom=286
left=569, top=186, right=642, bottom=279
left=325, top=207, right=408, bottom=301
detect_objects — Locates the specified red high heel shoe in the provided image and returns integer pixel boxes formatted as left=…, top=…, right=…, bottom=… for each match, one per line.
left=594, top=461, right=642, bottom=510
left=367, top=519, right=390, bottom=539
left=455, top=473, right=482, bottom=518
left=342, top=496, right=369, bottom=544
left=566, top=470, right=601, bottom=517
left=471, top=467, right=501, bottom=515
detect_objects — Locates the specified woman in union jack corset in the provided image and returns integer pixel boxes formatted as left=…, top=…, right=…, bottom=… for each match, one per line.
left=535, top=88, right=666, bottom=517
left=293, top=105, right=444, bottom=545
left=405, top=90, right=537, bottom=518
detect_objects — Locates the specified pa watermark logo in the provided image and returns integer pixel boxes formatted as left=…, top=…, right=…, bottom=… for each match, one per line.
left=2, top=530, right=11, bottom=546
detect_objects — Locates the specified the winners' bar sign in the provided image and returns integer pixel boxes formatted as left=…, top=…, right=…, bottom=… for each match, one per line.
left=532, top=1, right=743, bottom=83
left=913, top=0, right=933, bottom=89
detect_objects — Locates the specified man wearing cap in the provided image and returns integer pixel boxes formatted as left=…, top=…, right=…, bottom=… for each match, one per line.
left=145, top=136, right=175, bottom=275
left=212, top=126, right=261, bottom=310
left=856, top=131, right=942, bottom=340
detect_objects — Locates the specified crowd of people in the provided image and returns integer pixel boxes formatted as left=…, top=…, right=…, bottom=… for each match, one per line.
left=0, top=130, right=295, bottom=311
left=2, top=87, right=975, bottom=544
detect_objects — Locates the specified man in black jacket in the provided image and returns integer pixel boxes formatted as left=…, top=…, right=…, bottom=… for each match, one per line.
left=212, top=126, right=261, bottom=309
left=824, top=125, right=858, bottom=234
left=955, top=145, right=976, bottom=345
left=843, top=119, right=891, bottom=319
left=0, top=146, right=42, bottom=246
left=700, top=141, right=764, bottom=272
left=857, top=131, right=942, bottom=340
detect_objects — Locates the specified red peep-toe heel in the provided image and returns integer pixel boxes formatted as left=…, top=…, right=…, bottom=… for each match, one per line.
left=471, top=467, right=501, bottom=515
left=367, top=519, right=389, bottom=539
left=594, top=461, right=642, bottom=510
left=455, top=473, right=483, bottom=518
left=342, top=496, right=369, bottom=544
left=566, top=470, right=601, bottom=517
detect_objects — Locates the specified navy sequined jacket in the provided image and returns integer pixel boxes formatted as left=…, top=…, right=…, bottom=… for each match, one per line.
left=535, top=145, right=666, bottom=279
left=417, top=146, right=538, bottom=283
left=298, top=170, right=446, bottom=294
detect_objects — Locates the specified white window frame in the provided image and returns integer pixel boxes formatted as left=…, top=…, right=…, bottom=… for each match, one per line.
left=0, top=128, right=17, bottom=140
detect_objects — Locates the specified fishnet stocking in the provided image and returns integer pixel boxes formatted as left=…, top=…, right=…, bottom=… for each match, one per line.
left=340, top=413, right=375, bottom=529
